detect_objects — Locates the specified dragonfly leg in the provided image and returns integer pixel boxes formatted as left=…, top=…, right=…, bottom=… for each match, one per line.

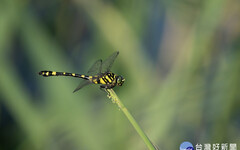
left=100, top=86, right=106, bottom=92
left=100, top=85, right=112, bottom=97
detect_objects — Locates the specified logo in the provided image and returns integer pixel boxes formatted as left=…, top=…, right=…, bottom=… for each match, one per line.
left=180, top=141, right=194, bottom=150
left=180, top=142, right=237, bottom=150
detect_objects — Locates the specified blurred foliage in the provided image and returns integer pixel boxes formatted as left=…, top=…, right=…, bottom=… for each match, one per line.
left=0, top=0, right=240, bottom=150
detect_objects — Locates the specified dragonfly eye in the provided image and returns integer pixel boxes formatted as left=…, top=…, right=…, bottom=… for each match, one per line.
left=117, top=76, right=125, bottom=86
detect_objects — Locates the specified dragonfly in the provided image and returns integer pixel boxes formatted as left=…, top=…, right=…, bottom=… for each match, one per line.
left=38, top=51, right=125, bottom=93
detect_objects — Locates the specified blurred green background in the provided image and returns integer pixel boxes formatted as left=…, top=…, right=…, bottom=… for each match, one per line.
left=0, top=0, right=240, bottom=150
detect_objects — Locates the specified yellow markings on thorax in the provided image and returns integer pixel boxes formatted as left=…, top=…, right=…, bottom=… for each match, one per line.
left=72, top=73, right=75, bottom=76
left=105, top=75, right=112, bottom=83
left=100, top=78, right=106, bottom=84
left=81, top=75, right=85, bottom=78
left=63, top=72, right=66, bottom=75
left=46, top=72, right=49, bottom=76
left=52, top=72, right=56, bottom=76
left=107, top=73, right=114, bottom=80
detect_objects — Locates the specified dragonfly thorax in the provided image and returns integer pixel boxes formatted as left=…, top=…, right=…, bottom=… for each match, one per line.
left=97, top=72, right=125, bottom=89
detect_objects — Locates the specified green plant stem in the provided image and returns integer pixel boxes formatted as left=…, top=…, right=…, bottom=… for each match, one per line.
left=107, top=89, right=156, bottom=150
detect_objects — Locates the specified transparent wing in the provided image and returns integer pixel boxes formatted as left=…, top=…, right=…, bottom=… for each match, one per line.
left=73, top=59, right=103, bottom=93
left=87, top=59, right=102, bottom=75
left=101, top=51, right=119, bottom=73
left=73, top=80, right=92, bottom=93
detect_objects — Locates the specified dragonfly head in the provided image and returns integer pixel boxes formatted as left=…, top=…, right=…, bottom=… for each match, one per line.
left=116, top=75, right=125, bottom=86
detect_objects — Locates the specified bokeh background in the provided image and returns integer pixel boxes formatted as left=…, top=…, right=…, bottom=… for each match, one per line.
left=0, top=0, right=240, bottom=150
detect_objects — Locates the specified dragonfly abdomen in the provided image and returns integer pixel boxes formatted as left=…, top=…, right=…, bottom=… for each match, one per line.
left=38, top=71, right=90, bottom=80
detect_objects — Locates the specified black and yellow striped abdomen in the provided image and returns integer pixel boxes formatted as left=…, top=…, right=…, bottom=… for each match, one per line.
left=39, top=71, right=90, bottom=80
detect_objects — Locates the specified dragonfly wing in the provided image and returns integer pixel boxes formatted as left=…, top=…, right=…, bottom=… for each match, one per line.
left=73, top=59, right=102, bottom=93
left=73, top=80, right=92, bottom=93
left=101, top=51, right=119, bottom=73
left=87, top=59, right=102, bottom=75
left=73, top=51, right=119, bottom=93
